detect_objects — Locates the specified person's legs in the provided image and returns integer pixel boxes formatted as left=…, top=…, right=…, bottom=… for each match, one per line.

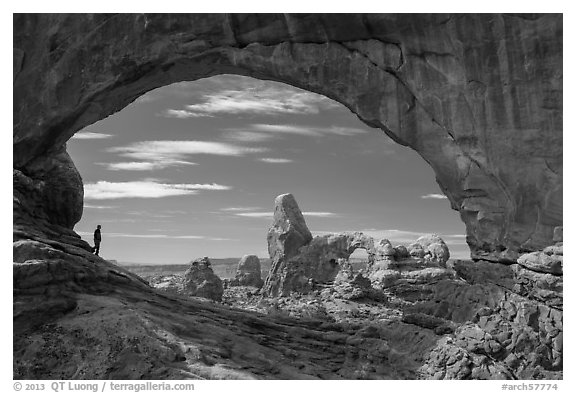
left=94, top=241, right=100, bottom=256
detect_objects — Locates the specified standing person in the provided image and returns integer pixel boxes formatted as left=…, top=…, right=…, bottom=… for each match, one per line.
left=93, top=225, right=102, bottom=256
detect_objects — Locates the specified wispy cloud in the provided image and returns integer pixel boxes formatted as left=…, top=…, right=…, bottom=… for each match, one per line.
left=421, top=193, right=448, bottom=200
left=98, top=160, right=197, bottom=171
left=162, top=83, right=338, bottom=118
left=220, top=207, right=263, bottom=212
left=226, top=124, right=368, bottom=140
left=259, top=158, right=294, bottom=164
left=224, top=131, right=276, bottom=143
left=236, top=211, right=337, bottom=218
left=84, top=180, right=231, bottom=200
left=109, top=141, right=267, bottom=160
left=162, top=109, right=209, bottom=119
left=84, top=204, right=115, bottom=209
left=234, top=212, right=273, bottom=218
left=72, top=131, right=114, bottom=140
left=106, top=140, right=267, bottom=171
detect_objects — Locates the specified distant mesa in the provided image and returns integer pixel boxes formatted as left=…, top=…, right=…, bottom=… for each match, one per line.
left=183, top=256, right=224, bottom=301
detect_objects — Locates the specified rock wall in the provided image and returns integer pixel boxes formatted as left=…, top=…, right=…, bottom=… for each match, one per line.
left=13, top=14, right=562, bottom=261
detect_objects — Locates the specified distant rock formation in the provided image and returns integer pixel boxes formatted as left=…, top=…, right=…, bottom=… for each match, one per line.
left=263, top=194, right=313, bottom=296
left=183, top=257, right=223, bottom=301
left=230, top=255, right=264, bottom=288
left=262, top=193, right=454, bottom=297
left=409, top=234, right=450, bottom=267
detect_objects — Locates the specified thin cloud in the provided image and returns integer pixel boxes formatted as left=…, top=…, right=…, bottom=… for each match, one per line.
left=162, top=109, right=212, bottom=119
left=109, top=141, right=267, bottom=161
left=83, top=204, right=115, bottom=209
left=305, top=212, right=338, bottom=217
left=224, top=124, right=368, bottom=143
left=247, top=124, right=367, bottom=137
left=220, top=207, right=263, bottom=212
left=84, top=180, right=232, bottom=200
left=236, top=211, right=337, bottom=218
left=99, top=160, right=197, bottom=171
left=72, top=132, right=114, bottom=140
left=160, top=77, right=340, bottom=118
left=235, top=212, right=272, bottom=218
left=224, top=131, right=276, bottom=143
left=259, top=158, right=294, bottom=164
left=421, top=193, right=448, bottom=200
left=173, top=86, right=337, bottom=117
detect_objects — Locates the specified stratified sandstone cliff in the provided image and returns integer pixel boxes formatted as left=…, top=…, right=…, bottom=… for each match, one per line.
left=13, top=14, right=562, bottom=261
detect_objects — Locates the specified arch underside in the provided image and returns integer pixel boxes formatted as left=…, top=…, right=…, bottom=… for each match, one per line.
left=13, top=14, right=563, bottom=262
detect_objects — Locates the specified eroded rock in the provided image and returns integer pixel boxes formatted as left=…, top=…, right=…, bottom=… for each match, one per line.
left=263, top=194, right=313, bottom=296
left=517, top=252, right=562, bottom=275
left=183, top=257, right=224, bottom=301
left=231, top=254, right=264, bottom=288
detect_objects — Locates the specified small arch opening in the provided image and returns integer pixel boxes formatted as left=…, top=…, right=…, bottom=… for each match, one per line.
left=348, top=248, right=370, bottom=272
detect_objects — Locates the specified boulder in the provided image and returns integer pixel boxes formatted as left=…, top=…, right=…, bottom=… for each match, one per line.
left=183, top=257, right=223, bottom=301
left=407, top=243, right=425, bottom=258
left=232, top=254, right=264, bottom=288
left=517, top=251, right=562, bottom=275
left=374, top=239, right=396, bottom=260
left=394, top=245, right=410, bottom=260
left=414, top=234, right=450, bottom=267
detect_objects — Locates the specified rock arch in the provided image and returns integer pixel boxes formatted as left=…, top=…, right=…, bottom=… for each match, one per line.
left=13, top=14, right=562, bottom=262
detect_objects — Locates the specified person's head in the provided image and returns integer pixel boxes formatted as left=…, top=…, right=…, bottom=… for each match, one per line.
left=97, top=225, right=101, bottom=229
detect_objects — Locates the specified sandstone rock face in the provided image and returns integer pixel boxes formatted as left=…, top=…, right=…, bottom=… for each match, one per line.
left=183, top=257, right=224, bottom=301
left=552, top=226, right=563, bottom=243
left=420, top=292, right=563, bottom=380
left=264, top=211, right=392, bottom=296
left=264, top=194, right=313, bottom=296
left=13, top=14, right=562, bottom=262
left=231, top=254, right=264, bottom=288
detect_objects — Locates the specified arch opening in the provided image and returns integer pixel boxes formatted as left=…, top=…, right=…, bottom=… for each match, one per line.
left=66, top=74, right=467, bottom=267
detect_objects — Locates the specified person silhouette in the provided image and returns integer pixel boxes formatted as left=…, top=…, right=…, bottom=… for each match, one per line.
left=93, top=225, right=102, bottom=256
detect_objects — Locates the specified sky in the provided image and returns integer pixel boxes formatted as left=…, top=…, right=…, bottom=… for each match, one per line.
left=67, top=74, right=468, bottom=264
